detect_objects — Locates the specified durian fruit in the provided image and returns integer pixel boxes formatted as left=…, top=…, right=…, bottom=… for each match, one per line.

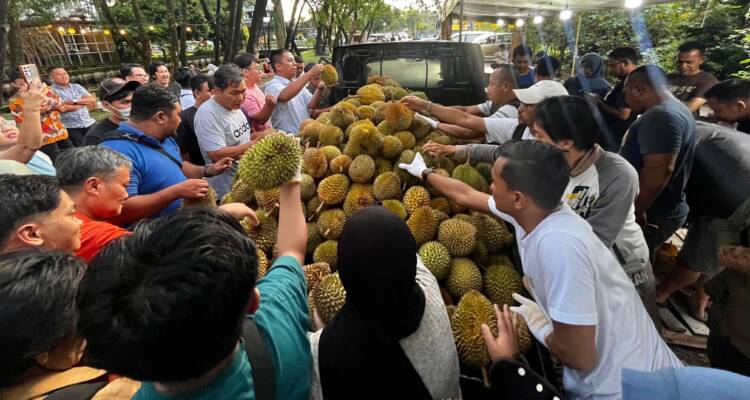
left=516, top=316, right=533, bottom=354
left=381, top=136, right=404, bottom=159
left=471, top=212, right=514, bottom=252
left=452, top=163, right=489, bottom=192
left=377, top=120, right=395, bottom=135
left=410, top=115, right=431, bottom=139
left=446, top=258, right=483, bottom=299
left=393, top=131, right=416, bottom=150
left=343, top=184, right=375, bottom=217
left=446, top=305, right=456, bottom=319
left=451, top=290, right=497, bottom=369
left=231, top=179, right=256, bottom=205
left=220, top=193, right=235, bottom=205
left=317, top=174, right=350, bottom=205
left=471, top=241, right=489, bottom=266
left=438, top=219, right=477, bottom=257
left=317, top=112, right=331, bottom=125
left=342, top=98, right=361, bottom=109
left=256, top=249, right=269, bottom=279
left=483, top=264, right=523, bottom=308
left=381, top=86, right=400, bottom=101
left=317, top=209, right=346, bottom=240
left=313, top=240, right=339, bottom=270
left=372, top=171, right=402, bottom=201
left=329, top=107, right=357, bottom=130
left=345, top=119, right=375, bottom=138
left=487, top=253, right=513, bottom=267
left=432, top=209, right=450, bottom=224
left=430, top=197, right=451, bottom=215
left=356, top=105, right=375, bottom=120
left=367, top=75, right=399, bottom=87
left=300, top=121, right=325, bottom=146
left=321, top=64, right=338, bottom=86
left=423, top=154, right=456, bottom=174
left=356, top=84, right=385, bottom=105
left=373, top=157, right=393, bottom=176
left=402, top=186, right=431, bottom=215
left=303, top=262, right=332, bottom=293
left=306, top=196, right=327, bottom=219
left=303, top=147, right=328, bottom=179
left=254, top=187, right=280, bottom=211
left=319, top=125, right=344, bottom=147
left=299, top=118, right=316, bottom=133
left=406, top=206, right=438, bottom=245
left=450, top=199, right=467, bottom=215
left=300, top=174, right=316, bottom=202
left=408, top=91, right=429, bottom=100
left=394, top=150, right=419, bottom=188
left=307, top=222, right=324, bottom=256
left=453, top=213, right=472, bottom=222
left=241, top=210, right=277, bottom=253
left=320, top=145, right=342, bottom=162
left=381, top=199, right=408, bottom=220
left=381, top=102, right=414, bottom=131
left=329, top=154, right=352, bottom=174
left=348, top=155, right=376, bottom=183
left=418, top=241, right=451, bottom=280
left=475, top=162, right=494, bottom=183
left=238, top=134, right=301, bottom=190
left=312, top=273, right=347, bottom=323
left=344, top=124, right=383, bottom=158
left=336, top=101, right=357, bottom=114
left=370, top=100, right=386, bottom=111
left=182, top=186, right=217, bottom=207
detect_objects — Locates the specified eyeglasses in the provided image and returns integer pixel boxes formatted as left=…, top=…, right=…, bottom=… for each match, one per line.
left=133, top=73, right=148, bottom=78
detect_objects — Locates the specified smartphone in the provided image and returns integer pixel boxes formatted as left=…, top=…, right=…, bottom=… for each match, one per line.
left=19, top=64, right=40, bottom=84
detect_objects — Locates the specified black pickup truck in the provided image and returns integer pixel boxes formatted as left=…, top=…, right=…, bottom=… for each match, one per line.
left=329, top=41, right=488, bottom=107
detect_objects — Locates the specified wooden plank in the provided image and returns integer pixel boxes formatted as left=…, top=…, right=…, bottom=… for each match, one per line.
left=659, top=306, right=687, bottom=333
left=663, top=330, right=708, bottom=350
left=671, top=301, right=710, bottom=337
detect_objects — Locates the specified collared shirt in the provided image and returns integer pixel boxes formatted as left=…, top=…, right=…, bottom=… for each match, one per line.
left=8, top=88, right=69, bottom=145
left=264, top=75, right=312, bottom=134
left=241, top=84, right=272, bottom=132
left=51, top=83, right=96, bottom=129
left=179, top=88, right=196, bottom=110
left=100, top=122, right=186, bottom=219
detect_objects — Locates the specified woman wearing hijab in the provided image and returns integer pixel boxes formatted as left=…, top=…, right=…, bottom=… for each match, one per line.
left=564, top=53, right=612, bottom=99
left=308, top=206, right=461, bottom=400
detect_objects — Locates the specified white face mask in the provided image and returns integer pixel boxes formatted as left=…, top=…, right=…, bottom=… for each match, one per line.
left=118, top=107, right=131, bottom=119
left=105, top=103, right=131, bottom=120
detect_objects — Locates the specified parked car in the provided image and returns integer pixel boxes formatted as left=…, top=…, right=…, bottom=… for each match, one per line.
left=475, top=32, right=513, bottom=60
left=450, top=31, right=492, bottom=43
left=330, top=41, right=487, bottom=107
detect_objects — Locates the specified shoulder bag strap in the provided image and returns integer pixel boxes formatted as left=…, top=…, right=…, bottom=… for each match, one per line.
left=242, top=318, right=276, bottom=400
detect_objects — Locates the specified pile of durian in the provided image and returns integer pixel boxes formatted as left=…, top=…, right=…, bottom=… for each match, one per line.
left=210, top=75, right=532, bottom=374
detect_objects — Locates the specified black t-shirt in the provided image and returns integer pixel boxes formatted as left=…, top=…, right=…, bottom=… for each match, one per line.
left=601, top=79, right=637, bottom=152
left=176, top=106, right=205, bottom=165
left=84, top=118, right=120, bottom=146
left=685, top=121, right=750, bottom=219
left=736, top=120, right=750, bottom=134
left=668, top=71, right=719, bottom=103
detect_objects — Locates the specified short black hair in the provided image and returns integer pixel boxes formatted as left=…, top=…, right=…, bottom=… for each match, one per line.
left=233, top=52, right=259, bottom=69
left=705, top=79, right=750, bottom=102
left=8, top=69, right=22, bottom=82
left=512, top=45, right=533, bottom=60
left=535, top=56, right=561, bottom=78
left=535, top=96, right=599, bottom=151
left=46, top=65, right=64, bottom=75
left=0, top=249, right=86, bottom=385
left=147, top=61, right=167, bottom=78
left=678, top=41, right=706, bottom=56
left=294, top=55, right=304, bottom=64
left=0, top=175, right=61, bottom=249
left=213, top=64, right=244, bottom=90
left=608, top=47, right=638, bottom=63
left=119, top=63, right=141, bottom=79
left=303, top=62, right=316, bottom=73
left=270, top=49, right=291, bottom=73
left=77, top=207, right=259, bottom=382
left=103, top=83, right=138, bottom=104
left=190, top=74, right=214, bottom=93
left=129, top=84, right=178, bottom=121
left=627, top=64, right=669, bottom=91
left=496, top=140, right=570, bottom=210
left=174, top=67, right=194, bottom=89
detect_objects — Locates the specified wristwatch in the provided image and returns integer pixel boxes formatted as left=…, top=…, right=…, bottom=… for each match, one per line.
left=421, top=167, right=435, bottom=181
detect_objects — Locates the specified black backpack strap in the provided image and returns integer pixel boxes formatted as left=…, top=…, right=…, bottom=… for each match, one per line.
left=242, top=318, right=276, bottom=400
left=512, top=123, right=528, bottom=141
left=100, top=130, right=183, bottom=169
left=44, top=381, right=108, bottom=400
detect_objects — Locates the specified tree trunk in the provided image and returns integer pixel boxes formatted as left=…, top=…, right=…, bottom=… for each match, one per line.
left=230, top=0, right=244, bottom=59
left=8, top=10, right=22, bottom=68
left=0, top=0, right=9, bottom=81
left=284, top=0, right=301, bottom=49
left=179, top=0, right=188, bottom=65
left=225, top=0, right=237, bottom=60
left=246, top=0, right=268, bottom=54
left=131, top=0, right=152, bottom=65
left=164, top=0, right=181, bottom=69
left=271, top=0, right=286, bottom=49
left=95, top=0, right=145, bottom=59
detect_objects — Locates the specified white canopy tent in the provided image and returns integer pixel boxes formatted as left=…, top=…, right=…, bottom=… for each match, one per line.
left=441, top=0, right=674, bottom=20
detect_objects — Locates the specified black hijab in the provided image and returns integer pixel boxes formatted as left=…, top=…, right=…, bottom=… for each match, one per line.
left=318, top=206, right=430, bottom=400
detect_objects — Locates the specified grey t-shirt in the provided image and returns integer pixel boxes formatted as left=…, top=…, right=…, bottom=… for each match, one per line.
left=194, top=97, right=251, bottom=198
left=477, top=101, right=518, bottom=119
left=619, top=99, right=696, bottom=220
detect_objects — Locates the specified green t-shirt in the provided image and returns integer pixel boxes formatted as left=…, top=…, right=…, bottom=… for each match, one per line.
left=133, top=255, right=311, bottom=400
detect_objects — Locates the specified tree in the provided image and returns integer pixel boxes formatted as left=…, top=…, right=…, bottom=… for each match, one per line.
left=272, top=0, right=286, bottom=49
left=247, top=0, right=268, bottom=54
left=164, top=0, right=181, bottom=68
left=180, top=0, right=188, bottom=65
left=0, top=0, right=9, bottom=80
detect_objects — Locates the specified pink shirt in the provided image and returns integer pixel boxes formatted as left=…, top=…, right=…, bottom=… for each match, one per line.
left=241, top=85, right=271, bottom=132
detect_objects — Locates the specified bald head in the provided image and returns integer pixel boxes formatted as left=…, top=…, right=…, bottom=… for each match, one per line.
left=491, top=64, right=519, bottom=88
left=487, top=64, right=519, bottom=105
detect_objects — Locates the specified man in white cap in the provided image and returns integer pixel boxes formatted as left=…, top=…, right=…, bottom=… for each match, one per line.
left=401, top=80, right=569, bottom=161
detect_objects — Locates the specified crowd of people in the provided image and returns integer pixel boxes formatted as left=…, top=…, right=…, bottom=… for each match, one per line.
left=1, top=39, right=750, bottom=400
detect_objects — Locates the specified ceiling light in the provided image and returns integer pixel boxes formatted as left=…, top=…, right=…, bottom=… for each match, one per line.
left=559, top=9, right=573, bottom=20
left=516, top=19, right=525, bottom=27
left=534, top=15, right=544, bottom=24
left=625, top=0, right=643, bottom=8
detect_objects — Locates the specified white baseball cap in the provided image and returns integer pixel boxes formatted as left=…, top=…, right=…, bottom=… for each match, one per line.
left=513, top=80, right=569, bottom=104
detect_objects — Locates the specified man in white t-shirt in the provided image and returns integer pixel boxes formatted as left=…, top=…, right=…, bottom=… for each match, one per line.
left=194, top=65, right=257, bottom=198
left=403, top=80, right=568, bottom=157
left=264, top=50, right=326, bottom=134
left=399, top=140, right=682, bottom=400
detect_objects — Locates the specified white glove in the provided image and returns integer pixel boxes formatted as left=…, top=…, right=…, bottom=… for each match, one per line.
left=510, top=292, right=553, bottom=348
left=415, top=113, right=438, bottom=129
left=398, top=152, right=428, bottom=179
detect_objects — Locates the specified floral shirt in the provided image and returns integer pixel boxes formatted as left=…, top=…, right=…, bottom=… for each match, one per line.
left=8, top=88, right=69, bottom=145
